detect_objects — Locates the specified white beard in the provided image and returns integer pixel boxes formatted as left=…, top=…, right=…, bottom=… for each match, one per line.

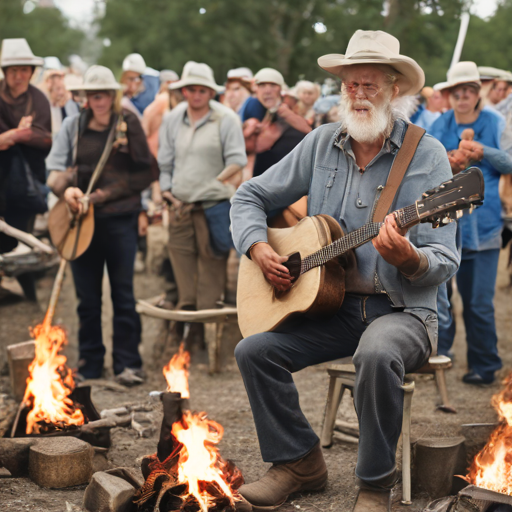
left=339, top=92, right=394, bottom=144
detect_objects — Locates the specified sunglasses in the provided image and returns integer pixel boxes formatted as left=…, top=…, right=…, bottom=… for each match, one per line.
left=451, top=86, right=478, bottom=100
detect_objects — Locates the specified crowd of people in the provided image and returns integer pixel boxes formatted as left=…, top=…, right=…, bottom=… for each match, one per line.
left=1, top=28, right=512, bottom=510
left=0, top=35, right=511, bottom=392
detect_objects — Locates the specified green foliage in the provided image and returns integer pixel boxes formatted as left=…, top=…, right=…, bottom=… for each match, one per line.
left=98, top=0, right=472, bottom=86
left=0, top=3, right=84, bottom=64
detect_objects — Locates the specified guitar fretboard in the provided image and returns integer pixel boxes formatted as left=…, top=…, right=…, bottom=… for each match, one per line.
left=301, top=222, right=382, bottom=274
left=299, top=203, right=419, bottom=275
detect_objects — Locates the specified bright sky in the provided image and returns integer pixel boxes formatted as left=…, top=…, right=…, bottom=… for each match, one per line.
left=53, top=0, right=500, bottom=27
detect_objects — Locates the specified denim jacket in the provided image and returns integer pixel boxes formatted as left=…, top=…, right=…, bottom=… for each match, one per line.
left=231, top=119, right=460, bottom=347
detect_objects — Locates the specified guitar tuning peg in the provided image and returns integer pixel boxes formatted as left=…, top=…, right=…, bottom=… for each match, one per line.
left=456, top=210, right=463, bottom=219
left=469, top=205, right=475, bottom=214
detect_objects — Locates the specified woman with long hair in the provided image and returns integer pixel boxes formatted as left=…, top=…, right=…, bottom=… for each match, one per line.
left=46, top=65, right=153, bottom=385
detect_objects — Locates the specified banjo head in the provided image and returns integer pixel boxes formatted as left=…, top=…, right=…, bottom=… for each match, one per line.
left=48, top=197, right=94, bottom=261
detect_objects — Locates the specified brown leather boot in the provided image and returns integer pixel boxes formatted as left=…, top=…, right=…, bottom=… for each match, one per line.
left=238, top=443, right=328, bottom=511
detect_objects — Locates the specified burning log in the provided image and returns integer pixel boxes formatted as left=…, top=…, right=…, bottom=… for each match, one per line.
left=134, top=345, right=249, bottom=512
left=465, top=374, right=512, bottom=495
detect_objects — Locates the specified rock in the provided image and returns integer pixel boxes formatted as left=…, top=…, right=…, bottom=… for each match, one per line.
left=29, top=437, right=94, bottom=488
left=0, top=467, right=12, bottom=478
left=105, top=467, right=143, bottom=489
left=83, top=471, right=136, bottom=512
left=92, top=447, right=112, bottom=473
left=0, top=437, right=37, bottom=476
left=0, top=394, right=17, bottom=437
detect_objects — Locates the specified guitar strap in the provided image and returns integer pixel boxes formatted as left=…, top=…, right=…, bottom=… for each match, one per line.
left=372, top=123, right=426, bottom=223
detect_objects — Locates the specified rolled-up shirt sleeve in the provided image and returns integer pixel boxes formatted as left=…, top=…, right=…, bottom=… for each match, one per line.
left=157, top=111, right=176, bottom=192
left=45, top=115, right=76, bottom=172
left=220, top=115, right=248, bottom=169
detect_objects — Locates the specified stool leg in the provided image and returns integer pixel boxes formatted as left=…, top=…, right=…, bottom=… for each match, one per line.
left=435, top=369, right=456, bottom=413
left=401, top=381, right=415, bottom=505
left=320, top=377, right=345, bottom=448
left=205, top=322, right=223, bottom=375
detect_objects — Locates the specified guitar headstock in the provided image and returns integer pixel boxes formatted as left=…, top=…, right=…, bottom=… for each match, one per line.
left=415, top=167, right=484, bottom=228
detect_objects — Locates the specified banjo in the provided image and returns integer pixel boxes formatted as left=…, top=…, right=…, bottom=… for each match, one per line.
left=237, top=167, right=485, bottom=338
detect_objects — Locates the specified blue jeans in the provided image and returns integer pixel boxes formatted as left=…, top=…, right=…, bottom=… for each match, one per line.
left=437, top=249, right=502, bottom=380
left=70, top=213, right=142, bottom=378
left=235, top=294, right=431, bottom=485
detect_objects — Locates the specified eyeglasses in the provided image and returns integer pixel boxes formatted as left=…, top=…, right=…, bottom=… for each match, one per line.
left=126, top=76, right=142, bottom=83
left=343, top=82, right=382, bottom=98
left=451, top=86, right=478, bottom=100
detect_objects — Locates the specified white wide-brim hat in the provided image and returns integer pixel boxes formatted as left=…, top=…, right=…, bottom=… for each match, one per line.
left=253, top=68, right=285, bottom=88
left=1, top=38, right=44, bottom=68
left=436, top=61, right=481, bottom=91
left=317, top=30, right=425, bottom=97
left=122, top=53, right=146, bottom=75
left=170, top=62, right=223, bottom=92
left=67, top=65, right=121, bottom=91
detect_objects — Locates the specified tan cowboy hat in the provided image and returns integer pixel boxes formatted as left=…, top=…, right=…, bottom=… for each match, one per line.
left=1, top=38, right=44, bottom=68
left=317, top=30, right=425, bottom=96
left=436, top=61, right=481, bottom=92
left=170, top=62, right=223, bottom=92
left=67, top=65, right=121, bottom=92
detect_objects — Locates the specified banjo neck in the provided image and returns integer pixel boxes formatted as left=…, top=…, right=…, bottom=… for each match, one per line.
left=300, top=203, right=420, bottom=275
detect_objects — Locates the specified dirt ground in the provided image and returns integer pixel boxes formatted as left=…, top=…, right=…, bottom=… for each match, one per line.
left=1, top=249, right=511, bottom=512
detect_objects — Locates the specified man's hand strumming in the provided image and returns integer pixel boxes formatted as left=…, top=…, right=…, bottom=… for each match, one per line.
left=250, top=242, right=293, bottom=292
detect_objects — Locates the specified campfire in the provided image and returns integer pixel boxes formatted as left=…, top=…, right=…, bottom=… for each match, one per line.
left=466, top=374, right=512, bottom=495
left=22, top=313, right=84, bottom=434
left=134, top=343, right=245, bottom=512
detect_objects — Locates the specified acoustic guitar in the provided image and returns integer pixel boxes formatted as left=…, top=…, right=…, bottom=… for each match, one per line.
left=237, top=167, right=485, bottom=338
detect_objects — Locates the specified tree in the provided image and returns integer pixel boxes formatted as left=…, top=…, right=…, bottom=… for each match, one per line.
left=0, top=3, right=84, bottom=66
left=96, top=0, right=498, bottom=88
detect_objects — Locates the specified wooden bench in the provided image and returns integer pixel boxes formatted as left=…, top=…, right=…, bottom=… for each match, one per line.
left=136, top=295, right=238, bottom=374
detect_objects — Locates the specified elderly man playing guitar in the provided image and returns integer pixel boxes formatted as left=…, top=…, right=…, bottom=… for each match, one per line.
left=230, top=30, right=461, bottom=511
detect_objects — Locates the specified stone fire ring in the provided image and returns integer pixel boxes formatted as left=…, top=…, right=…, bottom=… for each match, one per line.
left=29, top=436, right=93, bottom=488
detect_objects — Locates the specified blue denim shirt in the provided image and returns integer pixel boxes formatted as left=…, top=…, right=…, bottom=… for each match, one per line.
left=231, top=119, right=460, bottom=348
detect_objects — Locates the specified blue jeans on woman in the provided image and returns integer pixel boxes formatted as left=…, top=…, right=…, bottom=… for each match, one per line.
left=437, top=249, right=502, bottom=381
left=70, top=212, right=142, bottom=379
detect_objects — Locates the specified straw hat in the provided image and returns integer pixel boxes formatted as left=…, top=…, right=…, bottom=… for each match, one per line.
left=122, top=53, right=146, bottom=75
left=317, top=30, right=425, bottom=96
left=170, top=62, right=223, bottom=92
left=1, top=38, right=44, bottom=68
left=436, top=61, right=481, bottom=92
left=253, top=68, right=285, bottom=88
left=67, top=65, right=120, bottom=91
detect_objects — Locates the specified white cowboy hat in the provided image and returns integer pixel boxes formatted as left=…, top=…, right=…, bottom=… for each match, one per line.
left=436, top=61, right=481, bottom=92
left=160, top=69, right=179, bottom=83
left=1, top=38, right=44, bottom=68
left=478, top=66, right=512, bottom=83
left=317, top=30, right=425, bottom=96
left=122, top=53, right=146, bottom=75
left=253, top=68, right=285, bottom=88
left=227, top=67, right=253, bottom=81
left=170, top=62, right=223, bottom=92
left=67, top=65, right=121, bottom=91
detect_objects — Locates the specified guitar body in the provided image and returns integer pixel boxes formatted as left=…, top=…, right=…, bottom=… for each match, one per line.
left=48, top=197, right=95, bottom=261
left=237, top=215, right=345, bottom=338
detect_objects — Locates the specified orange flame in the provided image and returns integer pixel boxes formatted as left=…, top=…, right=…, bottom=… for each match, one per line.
left=23, top=319, right=84, bottom=434
left=163, top=343, right=191, bottom=399
left=171, top=411, right=235, bottom=511
left=467, top=374, right=512, bottom=494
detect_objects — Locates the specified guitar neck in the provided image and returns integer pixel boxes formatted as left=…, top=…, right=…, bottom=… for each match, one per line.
left=300, top=203, right=419, bottom=274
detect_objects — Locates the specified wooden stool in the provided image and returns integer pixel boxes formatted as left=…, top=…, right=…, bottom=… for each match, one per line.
left=415, top=355, right=455, bottom=413
left=136, top=296, right=238, bottom=374
left=320, top=360, right=415, bottom=505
